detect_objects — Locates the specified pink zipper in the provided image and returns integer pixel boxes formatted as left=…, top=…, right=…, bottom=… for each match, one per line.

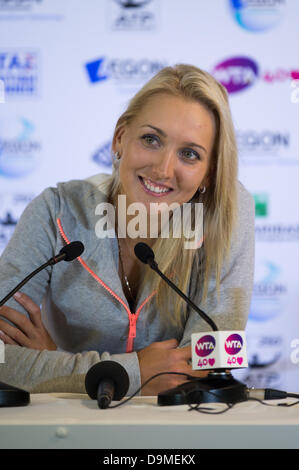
left=57, top=218, right=156, bottom=352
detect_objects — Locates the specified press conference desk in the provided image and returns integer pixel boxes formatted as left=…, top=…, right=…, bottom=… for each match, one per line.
left=0, top=393, right=299, bottom=449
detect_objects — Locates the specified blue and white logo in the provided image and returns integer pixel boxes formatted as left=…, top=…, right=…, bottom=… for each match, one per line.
left=0, top=117, right=41, bottom=178
left=249, top=260, right=287, bottom=321
left=85, top=56, right=166, bottom=86
left=85, top=58, right=108, bottom=84
left=229, top=0, right=286, bottom=32
left=0, top=51, right=40, bottom=98
left=92, top=140, right=113, bottom=168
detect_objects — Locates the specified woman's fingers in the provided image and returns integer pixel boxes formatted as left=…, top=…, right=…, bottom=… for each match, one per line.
left=0, top=304, right=36, bottom=338
left=0, top=292, right=56, bottom=350
left=13, top=291, right=42, bottom=328
left=0, top=329, right=18, bottom=345
left=137, top=339, right=209, bottom=395
left=0, top=317, right=31, bottom=347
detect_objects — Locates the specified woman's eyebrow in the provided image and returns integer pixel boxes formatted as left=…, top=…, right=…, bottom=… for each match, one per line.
left=140, top=124, right=167, bottom=137
left=140, top=124, right=207, bottom=154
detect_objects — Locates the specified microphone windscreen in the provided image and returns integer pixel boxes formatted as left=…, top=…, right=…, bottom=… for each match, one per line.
left=60, top=241, right=84, bottom=261
left=85, top=361, right=130, bottom=401
left=134, top=242, right=154, bottom=265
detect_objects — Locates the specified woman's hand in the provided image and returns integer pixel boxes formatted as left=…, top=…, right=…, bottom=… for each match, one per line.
left=0, top=291, right=57, bottom=351
left=137, top=338, right=209, bottom=396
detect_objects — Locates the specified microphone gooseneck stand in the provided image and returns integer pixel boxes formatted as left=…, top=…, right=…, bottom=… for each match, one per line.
left=0, top=241, right=84, bottom=407
left=134, top=242, right=248, bottom=406
left=157, top=371, right=248, bottom=406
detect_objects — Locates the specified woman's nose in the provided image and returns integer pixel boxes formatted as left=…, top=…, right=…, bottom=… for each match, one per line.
left=151, top=149, right=176, bottom=180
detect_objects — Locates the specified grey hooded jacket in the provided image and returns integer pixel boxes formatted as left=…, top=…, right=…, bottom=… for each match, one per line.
left=0, top=173, right=255, bottom=396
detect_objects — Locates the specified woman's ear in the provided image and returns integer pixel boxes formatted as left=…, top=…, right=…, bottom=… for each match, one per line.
left=112, top=125, right=127, bottom=155
left=200, top=173, right=210, bottom=191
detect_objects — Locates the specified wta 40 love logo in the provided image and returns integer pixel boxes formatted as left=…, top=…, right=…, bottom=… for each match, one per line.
left=191, top=331, right=248, bottom=370
left=194, top=335, right=216, bottom=368
left=225, top=333, right=244, bottom=366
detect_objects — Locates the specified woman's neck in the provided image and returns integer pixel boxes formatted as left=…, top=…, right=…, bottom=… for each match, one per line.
left=111, top=192, right=157, bottom=249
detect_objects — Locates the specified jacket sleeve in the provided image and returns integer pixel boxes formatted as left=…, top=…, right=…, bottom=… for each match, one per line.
left=0, top=187, right=58, bottom=318
left=179, top=183, right=255, bottom=346
left=0, top=188, right=141, bottom=396
left=0, top=345, right=140, bottom=395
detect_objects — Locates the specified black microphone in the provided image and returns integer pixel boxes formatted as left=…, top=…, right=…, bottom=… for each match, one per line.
left=0, top=240, right=84, bottom=408
left=134, top=242, right=250, bottom=407
left=49, top=241, right=84, bottom=264
left=0, top=241, right=84, bottom=307
left=85, top=361, right=130, bottom=409
left=134, top=242, right=218, bottom=332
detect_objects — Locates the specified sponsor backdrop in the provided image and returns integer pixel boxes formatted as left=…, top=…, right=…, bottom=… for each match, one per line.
left=0, top=0, right=298, bottom=392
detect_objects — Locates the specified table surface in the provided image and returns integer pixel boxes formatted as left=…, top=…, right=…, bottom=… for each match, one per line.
left=0, top=393, right=299, bottom=449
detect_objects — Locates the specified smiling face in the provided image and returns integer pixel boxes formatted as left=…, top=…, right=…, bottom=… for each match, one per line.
left=113, top=93, right=216, bottom=211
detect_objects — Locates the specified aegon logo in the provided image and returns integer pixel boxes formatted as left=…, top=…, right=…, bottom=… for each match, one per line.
left=0, top=117, right=41, bottom=177
left=229, top=0, right=286, bottom=33
left=195, top=335, right=216, bottom=357
left=85, top=56, right=166, bottom=84
left=225, top=334, right=243, bottom=355
left=212, top=56, right=259, bottom=93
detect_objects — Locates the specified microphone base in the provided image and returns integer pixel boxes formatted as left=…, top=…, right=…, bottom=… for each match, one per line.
left=0, top=381, right=30, bottom=407
left=157, top=370, right=248, bottom=406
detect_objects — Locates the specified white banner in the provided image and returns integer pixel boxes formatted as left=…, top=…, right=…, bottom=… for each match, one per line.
left=0, top=0, right=298, bottom=392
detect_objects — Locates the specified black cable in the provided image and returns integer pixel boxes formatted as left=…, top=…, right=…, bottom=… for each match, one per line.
left=106, top=373, right=299, bottom=412
left=176, top=382, right=237, bottom=414
left=248, top=396, right=299, bottom=408
left=187, top=392, right=299, bottom=414
left=107, top=372, right=238, bottom=414
left=274, top=390, right=299, bottom=407
left=248, top=397, right=286, bottom=407
left=107, top=371, right=198, bottom=409
left=248, top=388, right=299, bottom=405
left=285, top=392, right=299, bottom=399
left=187, top=400, right=235, bottom=415
left=277, top=399, right=299, bottom=407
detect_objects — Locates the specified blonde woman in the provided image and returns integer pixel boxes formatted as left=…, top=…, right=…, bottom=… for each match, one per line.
left=0, top=65, right=254, bottom=396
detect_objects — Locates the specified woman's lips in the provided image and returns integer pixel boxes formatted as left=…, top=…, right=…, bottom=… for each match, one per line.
left=138, top=176, right=174, bottom=197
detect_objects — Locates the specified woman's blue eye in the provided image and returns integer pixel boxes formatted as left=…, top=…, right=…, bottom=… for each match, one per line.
left=180, top=148, right=200, bottom=161
left=141, top=134, right=159, bottom=146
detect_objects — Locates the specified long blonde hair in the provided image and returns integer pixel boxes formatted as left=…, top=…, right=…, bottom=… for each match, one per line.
left=105, top=64, right=238, bottom=327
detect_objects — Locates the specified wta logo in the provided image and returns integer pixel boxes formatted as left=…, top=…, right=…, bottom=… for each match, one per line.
left=212, top=56, right=258, bottom=93
left=195, top=335, right=216, bottom=357
left=213, top=56, right=298, bottom=94
left=225, top=334, right=243, bottom=355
